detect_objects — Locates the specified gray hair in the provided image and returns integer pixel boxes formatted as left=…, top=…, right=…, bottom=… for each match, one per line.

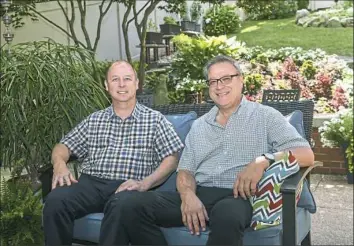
left=203, top=55, right=243, bottom=80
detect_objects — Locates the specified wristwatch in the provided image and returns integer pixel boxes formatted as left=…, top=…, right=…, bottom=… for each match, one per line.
left=262, top=153, right=276, bottom=166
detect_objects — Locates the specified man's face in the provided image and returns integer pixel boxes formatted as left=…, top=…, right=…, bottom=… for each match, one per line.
left=105, top=62, right=139, bottom=103
left=208, top=62, right=243, bottom=109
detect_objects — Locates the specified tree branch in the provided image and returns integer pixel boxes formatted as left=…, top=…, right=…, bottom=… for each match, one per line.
left=127, top=0, right=150, bottom=25
left=93, top=0, right=114, bottom=52
left=77, top=0, right=92, bottom=50
left=27, top=5, right=86, bottom=48
left=122, top=3, right=133, bottom=63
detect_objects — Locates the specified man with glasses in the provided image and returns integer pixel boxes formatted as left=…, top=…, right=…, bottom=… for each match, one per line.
left=109, top=55, right=314, bottom=245
left=43, top=61, right=184, bottom=245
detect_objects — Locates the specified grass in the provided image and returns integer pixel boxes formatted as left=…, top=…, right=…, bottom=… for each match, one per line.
left=235, top=17, right=353, bottom=57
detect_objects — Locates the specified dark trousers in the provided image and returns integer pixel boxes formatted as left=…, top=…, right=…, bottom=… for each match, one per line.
left=43, top=173, right=125, bottom=246
left=111, top=186, right=253, bottom=246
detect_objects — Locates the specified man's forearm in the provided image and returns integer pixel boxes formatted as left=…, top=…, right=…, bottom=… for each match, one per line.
left=177, top=170, right=197, bottom=198
left=260, top=147, right=315, bottom=168
left=275, top=147, right=314, bottom=167
left=51, top=143, right=71, bottom=167
left=141, top=153, right=179, bottom=190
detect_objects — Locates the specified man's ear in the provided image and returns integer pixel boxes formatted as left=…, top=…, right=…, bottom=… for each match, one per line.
left=104, top=80, right=108, bottom=91
left=135, top=79, right=139, bottom=91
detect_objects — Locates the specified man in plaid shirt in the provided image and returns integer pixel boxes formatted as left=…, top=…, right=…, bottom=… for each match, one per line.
left=43, top=61, right=184, bottom=245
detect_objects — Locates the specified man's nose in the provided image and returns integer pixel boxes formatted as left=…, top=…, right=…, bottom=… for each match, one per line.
left=118, top=79, right=125, bottom=87
left=216, top=79, right=224, bottom=89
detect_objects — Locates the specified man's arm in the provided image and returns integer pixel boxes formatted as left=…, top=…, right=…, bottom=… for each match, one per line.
left=177, top=170, right=197, bottom=197
left=51, top=143, right=78, bottom=189
left=116, top=153, right=179, bottom=192
left=141, top=153, right=179, bottom=190
left=51, top=143, right=71, bottom=167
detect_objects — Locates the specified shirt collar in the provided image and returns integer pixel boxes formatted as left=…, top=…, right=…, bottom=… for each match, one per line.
left=107, top=101, right=143, bottom=122
left=205, top=96, right=248, bottom=126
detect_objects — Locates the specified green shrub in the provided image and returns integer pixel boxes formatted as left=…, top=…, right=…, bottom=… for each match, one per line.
left=163, top=16, right=177, bottom=25
left=191, top=1, right=203, bottom=23
left=203, top=4, right=241, bottom=36
left=243, top=74, right=264, bottom=95
left=237, top=0, right=297, bottom=20
left=0, top=40, right=109, bottom=182
left=170, top=34, right=245, bottom=82
left=300, top=60, right=317, bottom=79
left=297, top=0, right=309, bottom=10
left=0, top=179, right=43, bottom=245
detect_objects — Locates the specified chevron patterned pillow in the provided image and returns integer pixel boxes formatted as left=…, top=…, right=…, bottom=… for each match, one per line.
left=249, top=151, right=302, bottom=230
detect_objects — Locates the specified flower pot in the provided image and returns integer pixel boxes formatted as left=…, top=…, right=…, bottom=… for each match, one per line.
left=159, top=24, right=181, bottom=35
left=181, top=21, right=196, bottom=32
left=195, top=24, right=201, bottom=32
left=146, top=32, right=163, bottom=44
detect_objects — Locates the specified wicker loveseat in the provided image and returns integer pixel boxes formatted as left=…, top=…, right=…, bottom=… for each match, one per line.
left=40, top=100, right=319, bottom=246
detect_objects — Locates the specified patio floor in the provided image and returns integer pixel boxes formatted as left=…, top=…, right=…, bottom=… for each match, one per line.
left=310, top=174, right=353, bottom=245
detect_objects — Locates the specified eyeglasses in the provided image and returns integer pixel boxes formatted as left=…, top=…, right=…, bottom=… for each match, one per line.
left=207, top=74, right=240, bottom=88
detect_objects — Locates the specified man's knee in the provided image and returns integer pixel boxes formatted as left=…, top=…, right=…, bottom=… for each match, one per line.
left=210, top=198, right=252, bottom=227
left=43, top=187, right=70, bottom=216
left=104, top=191, right=153, bottom=216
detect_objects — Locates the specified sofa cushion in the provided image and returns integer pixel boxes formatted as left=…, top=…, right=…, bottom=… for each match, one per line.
left=249, top=151, right=301, bottom=230
left=165, top=111, right=197, bottom=144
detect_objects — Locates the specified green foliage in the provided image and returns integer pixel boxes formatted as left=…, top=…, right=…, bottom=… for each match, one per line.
left=190, top=1, right=203, bottom=22
left=300, top=60, right=317, bottom=79
left=163, top=16, right=177, bottom=25
left=243, top=74, right=264, bottom=95
left=170, top=34, right=245, bottom=82
left=346, top=136, right=353, bottom=173
left=237, top=0, right=297, bottom=20
left=0, top=178, right=43, bottom=245
left=297, top=0, right=309, bottom=10
left=319, top=108, right=353, bottom=149
left=147, top=18, right=158, bottom=32
left=0, top=40, right=109, bottom=181
left=203, top=4, right=241, bottom=36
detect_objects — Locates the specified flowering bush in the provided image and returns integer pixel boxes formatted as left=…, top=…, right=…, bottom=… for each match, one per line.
left=169, top=35, right=352, bottom=113
left=168, top=74, right=208, bottom=104
left=203, top=4, right=241, bottom=36
left=319, top=106, right=353, bottom=173
left=319, top=108, right=353, bottom=149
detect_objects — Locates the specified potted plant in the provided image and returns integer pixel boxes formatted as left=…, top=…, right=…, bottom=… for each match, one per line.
left=160, top=16, right=181, bottom=35
left=191, top=1, right=203, bottom=32
left=319, top=106, right=353, bottom=184
left=180, top=2, right=196, bottom=31
left=146, top=19, right=163, bottom=44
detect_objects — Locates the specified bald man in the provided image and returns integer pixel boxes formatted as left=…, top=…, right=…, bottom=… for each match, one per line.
left=43, top=61, right=184, bottom=245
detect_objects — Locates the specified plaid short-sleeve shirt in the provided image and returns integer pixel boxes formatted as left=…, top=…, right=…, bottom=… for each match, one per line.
left=60, top=102, right=184, bottom=180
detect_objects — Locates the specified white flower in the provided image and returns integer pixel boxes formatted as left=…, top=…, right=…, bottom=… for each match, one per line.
left=339, top=126, right=345, bottom=132
left=205, top=18, right=211, bottom=24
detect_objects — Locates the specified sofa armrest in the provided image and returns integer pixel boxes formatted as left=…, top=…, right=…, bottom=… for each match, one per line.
left=281, top=161, right=322, bottom=246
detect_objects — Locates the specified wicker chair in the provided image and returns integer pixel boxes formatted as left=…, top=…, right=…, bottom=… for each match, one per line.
left=262, top=89, right=301, bottom=103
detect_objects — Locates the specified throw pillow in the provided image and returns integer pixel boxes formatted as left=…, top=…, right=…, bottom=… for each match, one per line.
left=250, top=151, right=301, bottom=230
left=165, top=111, right=197, bottom=144
left=285, top=110, right=306, bottom=139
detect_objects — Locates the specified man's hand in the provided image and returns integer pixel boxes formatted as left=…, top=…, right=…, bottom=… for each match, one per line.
left=115, top=179, right=148, bottom=193
left=180, top=191, right=209, bottom=236
left=52, top=161, right=78, bottom=189
left=233, top=157, right=268, bottom=199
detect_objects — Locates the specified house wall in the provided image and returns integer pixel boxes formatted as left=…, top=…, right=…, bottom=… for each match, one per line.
left=0, top=0, right=216, bottom=61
